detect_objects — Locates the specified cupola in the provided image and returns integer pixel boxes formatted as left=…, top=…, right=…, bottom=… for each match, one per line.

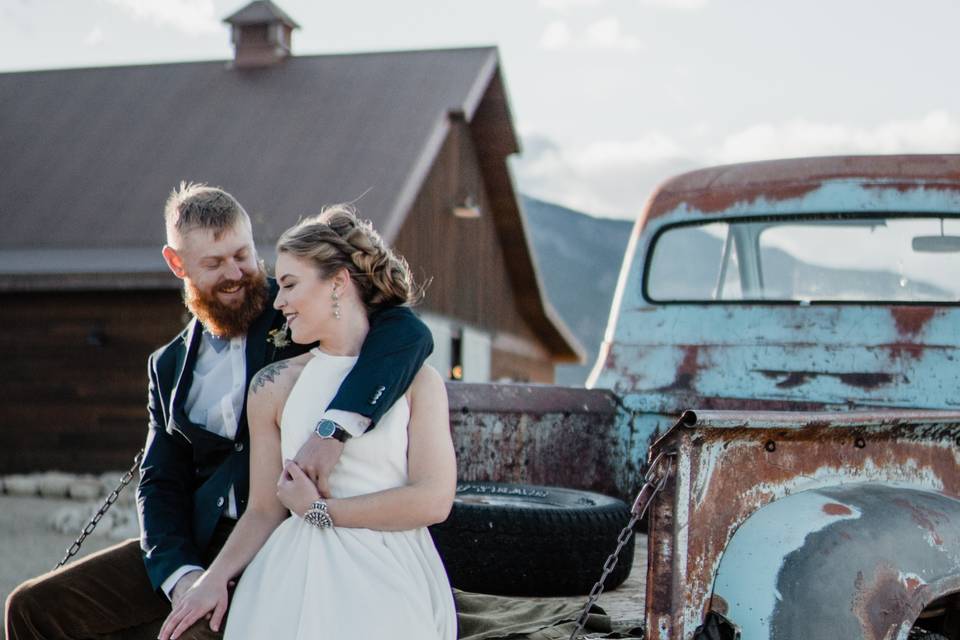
left=223, top=1, right=300, bottom=69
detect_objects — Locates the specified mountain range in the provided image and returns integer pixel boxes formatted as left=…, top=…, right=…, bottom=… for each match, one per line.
left=520, top=196, right=634, bottom=386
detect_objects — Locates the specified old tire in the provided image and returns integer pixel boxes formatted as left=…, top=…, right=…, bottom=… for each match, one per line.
left=429, top=481, right=635, bottom=596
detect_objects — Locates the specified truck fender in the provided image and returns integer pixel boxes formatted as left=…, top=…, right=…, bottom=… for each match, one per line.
left=708, top=483, right=960, bottom=640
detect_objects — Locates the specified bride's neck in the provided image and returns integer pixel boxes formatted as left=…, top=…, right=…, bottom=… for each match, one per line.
left=318, top=309, right=369, bottom=356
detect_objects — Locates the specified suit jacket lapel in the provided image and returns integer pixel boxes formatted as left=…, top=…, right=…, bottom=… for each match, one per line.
left=170, top=318, right=202, bottom=427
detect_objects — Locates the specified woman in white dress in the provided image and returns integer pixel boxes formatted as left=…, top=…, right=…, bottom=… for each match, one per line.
left=158, top=206, right=457, bottom=640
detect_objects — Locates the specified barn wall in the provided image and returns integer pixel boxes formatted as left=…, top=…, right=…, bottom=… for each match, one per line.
left=0, top=290, right=186, bottom=473
left=392, top=121, right=554, bottom=383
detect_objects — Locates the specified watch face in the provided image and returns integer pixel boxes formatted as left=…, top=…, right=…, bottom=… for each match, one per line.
left=315, top=420, right=337, bottom=438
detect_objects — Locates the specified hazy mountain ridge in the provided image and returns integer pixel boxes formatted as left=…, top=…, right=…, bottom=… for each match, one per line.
left=520, top=196, right=633, bottom=386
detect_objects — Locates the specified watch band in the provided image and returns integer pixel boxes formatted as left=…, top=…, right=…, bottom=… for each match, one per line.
left=314, top=419, right=352, bottom=443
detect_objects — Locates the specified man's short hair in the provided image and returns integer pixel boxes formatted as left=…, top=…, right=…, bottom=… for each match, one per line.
left=164, top=182, right=250, bottom=244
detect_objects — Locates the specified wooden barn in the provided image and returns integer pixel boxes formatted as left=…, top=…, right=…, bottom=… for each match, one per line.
left=0, top=1, right=582, bottom=473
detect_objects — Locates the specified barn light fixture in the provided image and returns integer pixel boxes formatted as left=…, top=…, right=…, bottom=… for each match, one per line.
left=452, top=194, right=481, bottom=219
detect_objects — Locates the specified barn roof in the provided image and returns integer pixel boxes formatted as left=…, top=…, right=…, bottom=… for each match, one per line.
left=0, top=47, right=500, bottom=259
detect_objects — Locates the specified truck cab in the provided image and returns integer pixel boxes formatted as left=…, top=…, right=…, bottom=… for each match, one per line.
left=587, top=155, right=960, bottom=639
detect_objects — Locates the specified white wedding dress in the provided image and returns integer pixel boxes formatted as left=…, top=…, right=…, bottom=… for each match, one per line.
left=224, top=348, right=456, bottom=640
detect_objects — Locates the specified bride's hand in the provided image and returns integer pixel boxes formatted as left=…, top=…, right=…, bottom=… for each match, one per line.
left=277, top=459, right=321, bottom=515
left=158, top=571, right=229, bottom=640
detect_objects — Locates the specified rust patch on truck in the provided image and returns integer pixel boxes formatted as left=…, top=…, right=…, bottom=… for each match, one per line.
left=823, top=503, right=853, bottom=516
left=852, top=565, right=915, bottom=640
left=657, top=345, right=702, bottom=392
left=894, top=497, right=946, bottom=545
left=648, top=182, right=821, bottom=218
left=891, top=307, right=937, bottom=338
left=446, top=383, right=623, bottom=497
left=755, top=369, right=895, bottom=390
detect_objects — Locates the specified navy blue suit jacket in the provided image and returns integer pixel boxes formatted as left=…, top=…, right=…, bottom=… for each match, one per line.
left=137, top=280, right=433, bottom=592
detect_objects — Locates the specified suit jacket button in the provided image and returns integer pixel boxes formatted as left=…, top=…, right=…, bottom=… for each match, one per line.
left=234, top=442, right=244, bottom=452
left=217, top=497, right=225, bottom=507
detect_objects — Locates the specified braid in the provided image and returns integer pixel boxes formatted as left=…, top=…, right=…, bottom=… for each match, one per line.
left=277, top=204, right=421, bottom=310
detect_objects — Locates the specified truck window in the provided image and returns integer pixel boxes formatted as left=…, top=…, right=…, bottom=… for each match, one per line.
left=646, top=215, right=960, bottom=303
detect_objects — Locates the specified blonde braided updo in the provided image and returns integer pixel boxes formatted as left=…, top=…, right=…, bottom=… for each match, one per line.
left=276, top=204, right=420, bottom=310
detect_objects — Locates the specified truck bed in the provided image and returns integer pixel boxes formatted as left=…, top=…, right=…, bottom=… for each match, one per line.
left=519, top=534, right=647, bottom=631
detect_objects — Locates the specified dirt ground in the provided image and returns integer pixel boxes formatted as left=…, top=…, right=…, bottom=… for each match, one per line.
left=0, top=495, right=118, bottom=608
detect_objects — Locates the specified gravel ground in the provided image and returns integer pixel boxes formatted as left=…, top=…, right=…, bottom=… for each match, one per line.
left=1, top=496, right=121, bottom=626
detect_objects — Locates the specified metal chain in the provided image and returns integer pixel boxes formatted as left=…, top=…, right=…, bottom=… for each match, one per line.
left=568, top=452, right=674, bottom=640
left=54, top=449, right=144, bottom=570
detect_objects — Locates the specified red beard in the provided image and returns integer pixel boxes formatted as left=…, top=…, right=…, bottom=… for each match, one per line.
left=183, top=269, right=270, bottom=338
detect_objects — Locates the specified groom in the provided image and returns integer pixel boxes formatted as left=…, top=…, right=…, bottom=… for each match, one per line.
left=5, top=183, right=433, bottom=639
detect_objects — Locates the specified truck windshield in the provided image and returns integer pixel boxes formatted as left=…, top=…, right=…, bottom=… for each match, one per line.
left=646, top=215, right=960, bottom=303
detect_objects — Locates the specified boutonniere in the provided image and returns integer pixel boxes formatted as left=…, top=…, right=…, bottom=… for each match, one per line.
left=267, top=322, right=291, bottom=349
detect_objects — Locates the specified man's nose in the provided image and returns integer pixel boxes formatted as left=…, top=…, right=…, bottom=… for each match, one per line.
left=224, top=260, right=243, bottom=281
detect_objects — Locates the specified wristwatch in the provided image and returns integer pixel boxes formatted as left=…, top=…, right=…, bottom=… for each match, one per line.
left=314, top=419, right=352, bottom=443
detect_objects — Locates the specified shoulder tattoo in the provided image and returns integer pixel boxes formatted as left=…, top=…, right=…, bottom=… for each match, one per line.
left=250, top=360, right=289, bottom=394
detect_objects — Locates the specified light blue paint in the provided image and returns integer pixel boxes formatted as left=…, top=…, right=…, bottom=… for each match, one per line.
left=591, top=179, right=960, bottom=474
left=711, top=490, right=861, bottom=639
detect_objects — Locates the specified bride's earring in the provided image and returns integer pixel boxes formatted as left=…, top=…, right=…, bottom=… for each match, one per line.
left=331, top=287, right=341, bottom=320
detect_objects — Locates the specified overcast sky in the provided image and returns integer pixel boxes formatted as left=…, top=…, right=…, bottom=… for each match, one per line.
left=3, top=0, right=959, bottom=219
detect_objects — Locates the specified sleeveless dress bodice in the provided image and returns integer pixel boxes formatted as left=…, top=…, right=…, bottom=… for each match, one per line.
left=224, top=349, right=456, bottom=640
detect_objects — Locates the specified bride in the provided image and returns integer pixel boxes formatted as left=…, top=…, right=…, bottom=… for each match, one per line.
left=159, top=205, right=457, bottom=640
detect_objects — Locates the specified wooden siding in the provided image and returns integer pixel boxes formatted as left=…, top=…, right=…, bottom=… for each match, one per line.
left=0, top=290, right=186, bottom=473
left=490, top=348, right=554, bottom=384
left=393, top=120, right=555, bottom=383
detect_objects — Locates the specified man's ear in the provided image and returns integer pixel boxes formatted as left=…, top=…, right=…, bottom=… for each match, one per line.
left=162, top=245, right=187, bottom=279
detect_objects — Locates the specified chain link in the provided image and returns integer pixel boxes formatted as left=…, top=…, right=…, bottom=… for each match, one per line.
left=568, top=452, right=674, bottom=640
left=54, top=449, right=144, bottom=570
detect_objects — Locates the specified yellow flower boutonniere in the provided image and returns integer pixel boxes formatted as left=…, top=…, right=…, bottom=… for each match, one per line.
left=267, top=322, right=291, bottom=349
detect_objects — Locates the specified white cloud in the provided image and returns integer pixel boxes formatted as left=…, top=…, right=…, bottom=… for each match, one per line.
left=539, top=20, right=571, bottom=50
left=538, top=0, right=705, bottom=10
left=514, top=111, right=960, bottom=219
left=538, top=0, right=603, bottom=11
left=82, top=26, right=105, bottom=46
left=713, top=110, right=960, bottom=163
left=577, top=135, right=684, bottom=169
left=640, top=0, right=708, bottom=9
left=514, top=132, right=696, bottom=218
left=584, top=17, right=643, bottom=51
left=105, top=0, right=219, bottom=36
left=538, top=17, right=643, bottom=52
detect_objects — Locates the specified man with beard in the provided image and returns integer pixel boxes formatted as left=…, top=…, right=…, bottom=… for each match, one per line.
left=5, top=183, right=433, bottom=640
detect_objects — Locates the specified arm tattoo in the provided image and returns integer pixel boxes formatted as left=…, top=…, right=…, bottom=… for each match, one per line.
left=250, top=360, right=289, bottom=394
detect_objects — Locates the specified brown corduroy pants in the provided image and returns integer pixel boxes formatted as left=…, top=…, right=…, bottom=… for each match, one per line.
left=5, top=521, right=234, bottom=640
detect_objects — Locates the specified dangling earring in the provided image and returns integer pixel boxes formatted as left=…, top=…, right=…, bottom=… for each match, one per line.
left=332, top=286, right=341, bottom=320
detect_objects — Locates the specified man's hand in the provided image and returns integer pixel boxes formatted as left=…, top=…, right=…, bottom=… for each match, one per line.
left=292, top=435, right=345, bottom=497
left=171, top=569, right=203, bottom=607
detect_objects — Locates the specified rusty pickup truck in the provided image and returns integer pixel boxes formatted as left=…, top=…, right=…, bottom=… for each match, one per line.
left=446, top=155, right=960, bottom=640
